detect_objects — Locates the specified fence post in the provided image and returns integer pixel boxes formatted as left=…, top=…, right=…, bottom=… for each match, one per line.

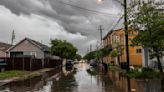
left=5, top=58, right=7, bottom=70
left=23, top=57, right=24, bottom=71
left=48, top=58, right=50, bottom=68
left=42, top=58, right=44, bottom=69
left=30, top=57, right=32, bottom=71
left=12, top=57, right=14, bottom=70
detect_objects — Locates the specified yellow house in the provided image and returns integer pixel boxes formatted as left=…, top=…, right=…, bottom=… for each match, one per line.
left=103, top=29, right=142, bottom=66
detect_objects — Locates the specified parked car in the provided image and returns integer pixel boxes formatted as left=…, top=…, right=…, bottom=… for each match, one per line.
left=66, top=60, right=74, bottom=67
left=74, top=60, right=79, bottom=64
left=89, top=60, right=98, bottom=67
left=0, top=59, right=7, bottom=72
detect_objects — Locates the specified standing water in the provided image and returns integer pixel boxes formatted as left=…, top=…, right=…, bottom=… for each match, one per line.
left=0, top=63, right=163, bottom=92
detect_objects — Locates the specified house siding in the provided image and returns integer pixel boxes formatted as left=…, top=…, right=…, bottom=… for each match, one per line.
left=142, top=48, right=164, bottom=67
left=0, top=51, right=6, bottom=57
left=103, top=29, right=142, bottom=66
left=9, top=40, right=44, bottom=58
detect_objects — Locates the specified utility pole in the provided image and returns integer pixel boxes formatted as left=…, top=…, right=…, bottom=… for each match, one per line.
left=124, top=0, right=130, bottom=72
left=97, top=0, right=129, bottom=72
left=90, top=44, right=92, bottom=52
left=97, top=25, right=104, bottom=46
left=11, top=30, right=15, bottom=45
left=97, top=25, right=106, bottom=71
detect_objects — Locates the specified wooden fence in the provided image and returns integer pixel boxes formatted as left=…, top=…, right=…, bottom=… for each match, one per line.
left=0, top=57, right=62, bottom=71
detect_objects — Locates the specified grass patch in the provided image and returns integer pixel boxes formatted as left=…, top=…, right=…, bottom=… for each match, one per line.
left=0, top=68, right=53, bottom=80
left=0, top=70, right=28, bottom=79
left=109, top=66, right=161, bottom=79
left=109, top=66, right=124, bottom=72
left=126, top=68, right=160, bottom=78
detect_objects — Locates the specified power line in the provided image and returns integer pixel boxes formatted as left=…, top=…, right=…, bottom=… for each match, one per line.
left=106, top=8, right=124, bottom=31
left=57, top=0, right=122, bottom=16
left=67, top=0, right=124, bottom=31
left=112, top=0, right=124, bottom=6
left=58, top=0, right=124, bottom=46
left=110, top=15, right=124, bottom=30
left=58, top=0, right=124, bottom=31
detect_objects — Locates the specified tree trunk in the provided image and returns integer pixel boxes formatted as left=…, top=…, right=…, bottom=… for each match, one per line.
left=117, top=56, right=121, bottom=66
left=156, top=55, right=163, bottom=74
left=153, top=47, right=163, bottom=74
left=62, top=58, right=66, bottom=67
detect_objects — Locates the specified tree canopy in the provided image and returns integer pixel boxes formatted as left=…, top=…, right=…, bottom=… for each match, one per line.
left=83, top=50, right=97, bottom=61
left=128, top=0, right=164, bottom=73
left=74, top=54, right=82, bottom=61
left=83, top=48, right=110, bottom=61
left=51, top=39, right=77, bottom=59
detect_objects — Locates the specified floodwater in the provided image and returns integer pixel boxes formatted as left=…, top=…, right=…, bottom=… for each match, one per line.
left=0, top=63, right=163, bottom=92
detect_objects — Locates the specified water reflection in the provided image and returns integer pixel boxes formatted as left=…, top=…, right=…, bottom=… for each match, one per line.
left=51, top=72, right=78, bottom=92
left=107, top=70, right=162, bottom=92
left=0, top=69, right=61, bottom=92
left=0, top=64, right=163, bottom=92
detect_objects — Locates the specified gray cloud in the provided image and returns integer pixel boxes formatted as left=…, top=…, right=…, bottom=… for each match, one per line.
left=0, top=0, right=123, bottom=56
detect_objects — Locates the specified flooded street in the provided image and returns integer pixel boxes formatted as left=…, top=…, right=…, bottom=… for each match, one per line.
left=0, top=63, right=163, bottom=92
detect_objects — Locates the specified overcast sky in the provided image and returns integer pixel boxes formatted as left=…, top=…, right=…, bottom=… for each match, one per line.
left=0, top=0, right=123, bottom=56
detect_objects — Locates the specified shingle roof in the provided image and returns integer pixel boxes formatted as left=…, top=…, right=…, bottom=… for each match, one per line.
left=0, top=42, right=12, bottom=52
left=25, top=38, right=50, bottom=52
left=7, top=38, right=50, bottom=52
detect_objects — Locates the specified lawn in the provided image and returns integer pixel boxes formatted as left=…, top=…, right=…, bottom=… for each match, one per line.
left=0, top=68, right=53, bottom=80
left=0, top=70, right=28, bottom=79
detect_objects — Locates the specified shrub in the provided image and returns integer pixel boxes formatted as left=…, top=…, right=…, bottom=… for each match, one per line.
left=126, top=68, right=160, bottom=78
left=142, top=67, right=154, bottom=72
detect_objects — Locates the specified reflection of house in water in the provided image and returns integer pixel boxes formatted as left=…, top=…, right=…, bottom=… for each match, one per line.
left=107, top=71, right=162, bottom=92
left=0, top=76, right=46, bottom=92
left=0, top=69, right=61, bottom=92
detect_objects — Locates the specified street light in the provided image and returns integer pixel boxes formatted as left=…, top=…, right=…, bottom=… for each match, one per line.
left=98, top=0, right=104, bottom=2
left=98, top=0, right=130, bottom=72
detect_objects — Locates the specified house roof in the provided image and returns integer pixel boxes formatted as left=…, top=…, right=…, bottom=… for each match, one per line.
left=28, top=38, right=50, bottom=52
left=7, top=38, right=50, bottom=52
left=0, top=42, right=12, bottom=52
left=103, top=28, right=123, bottom=40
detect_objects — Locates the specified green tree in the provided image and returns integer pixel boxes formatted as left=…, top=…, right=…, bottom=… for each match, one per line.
left=110, top=44, right=124, bottom=65
left=51, top=39, right=77, bottom=60
left=83, top=51, right=97, bottom=61
left=83, top=48, right=110, bottom=61
left=128, top=0, right=164, bottom=73
left=75, top=54, right=82, bottom=61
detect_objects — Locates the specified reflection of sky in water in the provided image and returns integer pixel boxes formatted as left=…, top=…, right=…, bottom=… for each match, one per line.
left=74, top=63, right=103, bottom=92
left=0, top=63, right=163, bottom=92
left=36, top=81, right=53, bottom=92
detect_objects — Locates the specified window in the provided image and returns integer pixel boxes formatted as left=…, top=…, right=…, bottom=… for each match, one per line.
left=136, top=49, right=142, bottom=53
left=31, top=52, right=36, bottom=57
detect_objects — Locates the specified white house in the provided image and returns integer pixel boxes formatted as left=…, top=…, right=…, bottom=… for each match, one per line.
left=7, top=38, right=51, bottom=59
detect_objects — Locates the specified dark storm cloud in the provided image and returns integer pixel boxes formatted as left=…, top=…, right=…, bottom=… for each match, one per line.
left=0, top=0, right=123, bottom=55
